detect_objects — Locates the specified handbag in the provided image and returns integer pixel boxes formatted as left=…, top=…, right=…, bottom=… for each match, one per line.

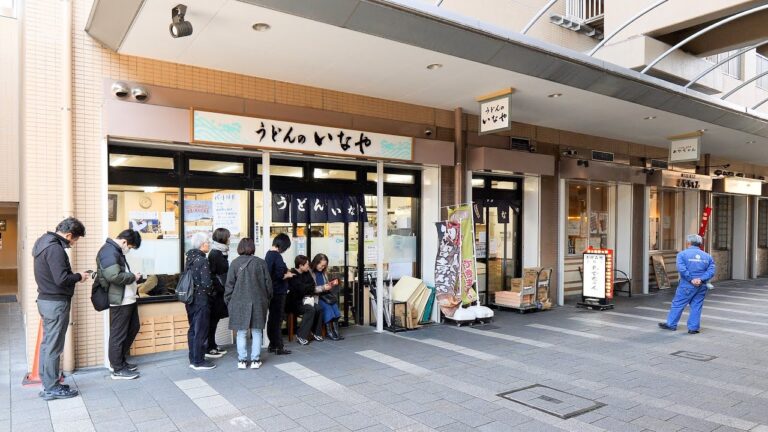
left=302, top=296, right=315, bottom=306
left=175, top=270, right=195, bottom=304
left=320, top=292, right=338, bottom=305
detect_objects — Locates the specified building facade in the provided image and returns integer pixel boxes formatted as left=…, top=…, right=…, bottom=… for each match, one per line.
left=3, top=0, right=768, bottom=371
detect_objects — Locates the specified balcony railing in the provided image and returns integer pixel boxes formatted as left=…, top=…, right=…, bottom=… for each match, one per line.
left=566, top=0, right=604, bottom=24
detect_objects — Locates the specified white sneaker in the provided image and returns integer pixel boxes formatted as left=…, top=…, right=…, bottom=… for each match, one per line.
left=250, top=360, right=262, bottom=369
left=237, top=360, right=247, bottom=370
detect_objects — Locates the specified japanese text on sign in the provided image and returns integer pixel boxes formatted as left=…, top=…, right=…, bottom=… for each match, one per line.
left=478, top=95, right=511, bottom=135
left=192, top=110, right=413, bottom=161
left=582, top=248, right=614, bottom=300
left=669, top=137, right=700, bottom=163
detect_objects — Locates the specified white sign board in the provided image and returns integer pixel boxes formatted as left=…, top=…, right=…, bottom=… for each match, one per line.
left=193, top=110, right=413, bottom=161
left=722, top=177, right=762, bottom=196
left=582, top=253, right=606, bottom=299
left=479, top=95, right=511, bottom=135
left=212, top=192, right=241, bottom=235
left=669, top=137, right=700, bottom=163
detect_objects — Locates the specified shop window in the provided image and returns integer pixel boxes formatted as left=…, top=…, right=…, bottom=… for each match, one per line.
left=649, top=188, right=660, bottom=251
left=109, top=154, right=174, bottom=170
left=362, top=196, right=420, bottom=279
left=258, top=164, right=303, bottom=178
left=107, top=185, right=181, bottom=300
left=366, top=172, right=416, bottom=184
left=566, top=182, right=609, bottom=255
left=650, top=188, right=681, bottom=251
left=189, top=159, right=244, bottom=174
left=183, top=188, right=250, bottom=260
left=491, top=180, right=518, bottom=190
left=471, top=178, right=485, bottom=188
left=314, top=168, right=356, bottom=180
left=712, top=195, right=732, bottom=251
left=759, top=199, right=768, bottom=248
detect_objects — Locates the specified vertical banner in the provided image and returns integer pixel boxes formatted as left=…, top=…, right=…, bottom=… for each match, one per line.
left=698, top=206, right=712, bottom=237
left=448, top=205, right=478, bottom=306
left=272, top=193, right=290, bottom=223
left=291, top=194, right=310, bottom=224
left=327, top=196, right=345, bottom=223
left=434, top=222, right=462, bottom=317
left=344, top=196, right=359, bottom=223
left=310, top=194, right=328, bottom=223
left=472, top=201, right=484, bottom=224
left=497, top=201, right=510, bottom=223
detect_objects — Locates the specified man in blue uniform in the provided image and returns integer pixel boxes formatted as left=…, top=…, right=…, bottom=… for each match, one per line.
left=658, top=234, right=716, bottom=334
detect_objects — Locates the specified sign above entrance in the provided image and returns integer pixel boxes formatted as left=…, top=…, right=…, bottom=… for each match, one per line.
left=668, top=132, right=702, bottom=163
left=477, top=88, right=515, bottom=135
left=713, top=177, right=763, bottom=196
left=191, top=109, right=413, bottom=161
left=650, top=171, right=712, bottom=191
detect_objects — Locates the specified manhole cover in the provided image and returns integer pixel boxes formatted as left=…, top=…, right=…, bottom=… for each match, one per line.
left=671, top=351, right=717, bottom=362
left=498, top=385, right=604, bottom=419
left=472, top=325, right=501, bottom=331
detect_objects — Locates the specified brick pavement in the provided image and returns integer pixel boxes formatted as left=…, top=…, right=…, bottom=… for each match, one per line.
left=5, top=279, right=768, bottom=431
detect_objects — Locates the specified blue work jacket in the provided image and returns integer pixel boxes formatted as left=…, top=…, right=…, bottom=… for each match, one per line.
left=676, top=246, right=716, bottom=290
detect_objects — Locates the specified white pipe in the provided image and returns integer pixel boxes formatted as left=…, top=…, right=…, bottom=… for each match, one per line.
left=684, top=43, right=763, bottom=89
left=721, top=69, right=768, bottom=99
left=642, top=4, right=768, bottom=74
left=522, top=0, right=558, bottom=35
left=61, top=0, right=75, bottom=374
left=376, top=161, right=385, bottom=332
left=589, top=0, right=668, bottom=56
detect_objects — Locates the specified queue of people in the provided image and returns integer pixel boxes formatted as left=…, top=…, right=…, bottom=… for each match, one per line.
left=32, top=217, right=346, bottom=401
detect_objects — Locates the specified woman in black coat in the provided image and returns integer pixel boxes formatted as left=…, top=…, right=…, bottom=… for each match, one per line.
left=224, top=238, right=273, bottom=369
left=186, top=232, right=215, bottom=370
left=206, top=228, right=231, bottom=359
left=286, top=255, right=327, bottom=345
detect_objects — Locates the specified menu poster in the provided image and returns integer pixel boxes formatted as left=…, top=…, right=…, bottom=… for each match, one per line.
left=184, top=200, right=212, bottom=222
left=213, top=192, right=240, bottom=235
left=582, top=248, right=614, bottom=301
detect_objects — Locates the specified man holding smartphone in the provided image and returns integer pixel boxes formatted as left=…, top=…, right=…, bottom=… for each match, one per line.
left=96, top=229, right=143, bottom=379
left=33, top=217, right=90, bottom=400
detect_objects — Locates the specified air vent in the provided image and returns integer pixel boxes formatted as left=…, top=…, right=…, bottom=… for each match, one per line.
left=591, top=151, right=614, bottom=162
left=650, top=159, right=669, bottom=170
left=510, top=137, right=532, bottom=152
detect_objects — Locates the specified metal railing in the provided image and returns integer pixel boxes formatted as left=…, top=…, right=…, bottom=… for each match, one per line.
left=566, top=0, right=604, bottom=22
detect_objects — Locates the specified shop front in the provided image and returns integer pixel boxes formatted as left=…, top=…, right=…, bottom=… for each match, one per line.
left=102, top=88, right=450, bottom=358
left=757, top=184, right=768, bottom=277
left=711, top=177, right=762, bottom=281
left=558, top=158, right=646, bottom=303
left=467, top=146, right=555, bottom=306
left=644, top=171, right=712, bottom=291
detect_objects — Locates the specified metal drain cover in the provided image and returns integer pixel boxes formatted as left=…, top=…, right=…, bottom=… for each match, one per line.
left=498, top=385, right=604, bottom=419
left=671, top=351, right=717, bottom=362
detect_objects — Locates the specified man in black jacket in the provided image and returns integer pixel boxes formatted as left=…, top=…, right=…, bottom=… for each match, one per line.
left=33, top=217, right=89, bottom=401
left=96, top=229, right=142, bottom=380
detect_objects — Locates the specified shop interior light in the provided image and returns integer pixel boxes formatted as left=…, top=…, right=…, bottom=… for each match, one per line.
left=169, top=4, right=193, bottom=38
left=215, top=165, right=240, bottom=173
left=109, top=156, right=128, bottom=167
left=144, top=186, right=160, bottom=193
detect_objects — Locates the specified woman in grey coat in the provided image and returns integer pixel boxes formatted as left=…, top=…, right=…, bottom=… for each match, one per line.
left=224, top=238, right=273, bottom=370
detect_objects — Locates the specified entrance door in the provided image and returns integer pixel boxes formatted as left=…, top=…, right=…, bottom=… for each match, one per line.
left=712, top=194, right=734, bottom=281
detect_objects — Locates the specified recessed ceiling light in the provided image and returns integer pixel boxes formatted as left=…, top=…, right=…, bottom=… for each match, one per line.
left=252, top=23, right=271, bottom=32
left=426, top=63, right=443, bottom=70
left=699, top=129, right=707, bottom=132
left=548, top=93, right=563, bottom=98
left=644, top=116, right=657, bottom=120
left=747, top=140, right=756, bottom=144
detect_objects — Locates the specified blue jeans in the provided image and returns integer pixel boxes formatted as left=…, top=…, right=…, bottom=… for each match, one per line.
left=236, top=329, right=262, bottom=361
left=666, top=283, right=708, bottom=331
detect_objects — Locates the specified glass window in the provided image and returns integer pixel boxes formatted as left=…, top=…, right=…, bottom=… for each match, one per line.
left=566, top=183, right=588, bottom=255
left=366, top=172, right=416, bottom=184
left=759, top=199, right=768, bottom=248
left=649, top=188, right=660, bottom=251
left=314, top=168, right=356, bottom=180
left=471, top=178, right=485, bottom=188
left=258, top=164, right=303, bottom=178
left=660, top=190, right=678, bottom=250
left=713, top=195, right=732, bottom=251
left=109, top=154, right=174, bottom=170
left=705, top=50, right=742, bottom=80
left=183, top=188, right=250, bottom=260
left=565, top=182, right=609, bottom=255
left=757, top=54, right=768, bottom=91
left=491, top=180, right=518, bottom=190
left=108, top=185, right=181, bottom=300
left=189, top=159, right=244, bottom=174
left=588, top=185, right=608, bottom=249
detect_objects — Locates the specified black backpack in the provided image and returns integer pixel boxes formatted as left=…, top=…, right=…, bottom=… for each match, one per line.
left=90, top=269, right=110, bottom=312
left=175, top=269, right=195, bottom=304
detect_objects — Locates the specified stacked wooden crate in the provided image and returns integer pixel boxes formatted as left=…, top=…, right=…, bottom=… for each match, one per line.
left=130, top=314, right=189, bottom=355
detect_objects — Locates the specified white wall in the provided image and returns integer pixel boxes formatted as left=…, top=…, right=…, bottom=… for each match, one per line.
left=732, top=195, right=749, bottom=280
left=615, top=184, right=633, bottom=277
left=523, top=176, right=540, bottom=268
left=0, top=16, right=19, bottom=202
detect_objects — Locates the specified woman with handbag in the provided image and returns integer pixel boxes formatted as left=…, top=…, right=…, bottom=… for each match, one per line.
left=224, top=238, right=273, bottom=369
left=206, top=228, right=230, bottom=359
left=287, top=255, right=328, bottom=345
left=311, top=254, right=344, bottom=341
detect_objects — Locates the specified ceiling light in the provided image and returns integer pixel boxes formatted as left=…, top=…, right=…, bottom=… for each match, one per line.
left=548, top=93, right=563, bottom=98
left=143, top=187, right=159, bottom=193
left=169, top=4, right=193, bottom=38
left=109, top=156, right=127, bottom=167
left=747, top=140, right=756, bottom=144
left=643, top=116, right=657, bottom=120
left=252, top=23, right=271, bottom=32
left=426, top=63, right=443, bottom=70
left=699, top=129, right=707, bottom=132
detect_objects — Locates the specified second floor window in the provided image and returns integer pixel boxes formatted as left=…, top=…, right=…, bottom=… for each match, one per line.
left=705, top=50, right=742, bottom=80
left=757, top=54, right=768, bottom=90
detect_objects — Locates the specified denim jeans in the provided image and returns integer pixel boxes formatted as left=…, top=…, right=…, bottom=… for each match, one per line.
left=236, top=329, right=263, bottom=361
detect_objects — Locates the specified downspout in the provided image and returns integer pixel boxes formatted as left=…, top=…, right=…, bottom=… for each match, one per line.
left=61, top=0, right=75, bottom=373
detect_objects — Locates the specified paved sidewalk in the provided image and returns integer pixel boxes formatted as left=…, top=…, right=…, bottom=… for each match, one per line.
left=6, top=279, right=768, bottom=431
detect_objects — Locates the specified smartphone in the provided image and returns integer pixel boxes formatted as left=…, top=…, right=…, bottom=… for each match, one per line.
left=329, top=278, right=340, bottom=287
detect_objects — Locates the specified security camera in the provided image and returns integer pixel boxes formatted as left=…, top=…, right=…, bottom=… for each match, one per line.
left=111, top=82, right=129, bottom=98
left=132, top=86, right=150, bottom=102
left=561, top=149, right=577, bottom=156
left=735, top=172, right=745, bottom=178
left=424, top=128, right=433, bottom=137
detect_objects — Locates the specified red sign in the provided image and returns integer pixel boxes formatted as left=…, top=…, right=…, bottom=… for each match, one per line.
left=698, top=207, right=712, bottom=237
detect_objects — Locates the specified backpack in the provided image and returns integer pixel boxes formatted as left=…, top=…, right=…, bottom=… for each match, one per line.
left=90, top=269, right=110, bottom=312
left=175, top=269, right=195, bottom=304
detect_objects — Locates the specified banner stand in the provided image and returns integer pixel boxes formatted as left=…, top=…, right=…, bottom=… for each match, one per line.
left=576, top=247, right=615, bottom=311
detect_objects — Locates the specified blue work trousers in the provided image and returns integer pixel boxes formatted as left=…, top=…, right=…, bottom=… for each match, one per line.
left=665, top=284, right=708, bottom=331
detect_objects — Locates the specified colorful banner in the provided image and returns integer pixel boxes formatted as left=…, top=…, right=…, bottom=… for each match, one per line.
left=448, top=205, right=478, bottom=306
left=434, top=221, right=461, bottom=317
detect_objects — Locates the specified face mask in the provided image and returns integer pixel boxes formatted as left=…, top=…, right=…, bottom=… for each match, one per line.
left=121, top=244, right=131, bottom=255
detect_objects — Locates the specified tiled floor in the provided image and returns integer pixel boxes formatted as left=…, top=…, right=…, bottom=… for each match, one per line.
left=6, top=280, right=768, bottom=431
